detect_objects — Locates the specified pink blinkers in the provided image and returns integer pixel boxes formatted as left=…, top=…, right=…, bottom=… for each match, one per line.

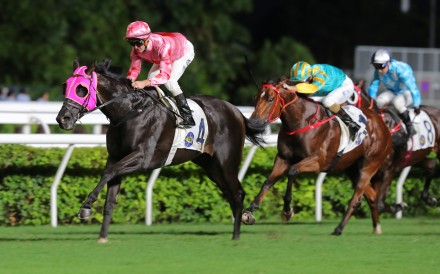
left=65, top=66, right=97, bottom=111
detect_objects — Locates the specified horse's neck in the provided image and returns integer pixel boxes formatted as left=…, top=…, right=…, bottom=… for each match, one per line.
left=96, top=77, right=142, bottom=121
left=280, top=96, right=329, bottom=130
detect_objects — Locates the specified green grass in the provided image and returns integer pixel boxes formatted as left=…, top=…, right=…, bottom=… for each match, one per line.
left=0, top=218, right=439, bottom=274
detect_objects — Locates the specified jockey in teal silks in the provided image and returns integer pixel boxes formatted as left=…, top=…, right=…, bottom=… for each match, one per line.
left=368, top=49, right=421, bottom=138
left=284, top=61, right=360, bottom=141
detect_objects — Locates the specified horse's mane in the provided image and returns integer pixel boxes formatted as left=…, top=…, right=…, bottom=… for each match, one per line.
left=93, top=59, right=159, bottom=97
left=94, top=59, right=130, bottom=84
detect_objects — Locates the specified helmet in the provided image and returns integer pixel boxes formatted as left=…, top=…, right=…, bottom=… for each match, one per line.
left=125, top=21, right=151, bottom=39
left=371, top=49, right=391, bottom=65
left=290, top=61, right=312, bottom=82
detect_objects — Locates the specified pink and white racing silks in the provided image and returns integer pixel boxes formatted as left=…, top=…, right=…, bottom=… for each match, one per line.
left=65, top=66, right=98, bottom=111
left=126, top=32, right=190, bottom=86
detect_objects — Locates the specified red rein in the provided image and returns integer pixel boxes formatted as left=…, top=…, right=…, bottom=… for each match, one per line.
left=261, top=84, right=335, bottom=135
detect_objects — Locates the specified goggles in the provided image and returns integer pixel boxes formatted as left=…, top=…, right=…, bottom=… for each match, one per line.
left=373, top=63, right=387, bottom=70
left=127, top=39, right=144, bottom=47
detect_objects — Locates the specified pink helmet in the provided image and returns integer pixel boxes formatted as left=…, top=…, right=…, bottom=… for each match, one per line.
left=125, top=21, right=151, bottom=39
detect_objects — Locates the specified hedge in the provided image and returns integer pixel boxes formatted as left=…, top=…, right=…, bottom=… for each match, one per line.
left=0, top=144, right=439, bottom=226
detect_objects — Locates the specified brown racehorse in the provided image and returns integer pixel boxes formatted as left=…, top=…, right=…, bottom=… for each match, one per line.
left=358, top=81, right=440, bottom=213
left=242, top=79, right=393, bottom=235
left=56, top=59, right=265, bottom=242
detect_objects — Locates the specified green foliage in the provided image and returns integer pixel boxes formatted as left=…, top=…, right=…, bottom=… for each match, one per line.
left=234, top=37, right=316, bottom=105
left=1, top=145, right=438, bottom=226
left=0, top=0, right=258, bottom=104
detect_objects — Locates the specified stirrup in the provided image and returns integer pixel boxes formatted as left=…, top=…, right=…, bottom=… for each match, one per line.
left=177, top=118, right=195, bottom=129
left=177, top=122, right=195, bottom=129
left=349, top=124, right=360, bottom=141
left=407, top=128, right=416, bottom=137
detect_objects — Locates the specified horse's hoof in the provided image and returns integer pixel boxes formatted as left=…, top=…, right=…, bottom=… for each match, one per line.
left=281, top=208, right=294, bottom=222
left=373, top=224, right=382, bottom=235
left=241, top=211, right=255, bottom=225
left=77, top=208, right=92, bottom=219
left=331, top=229, right=342, bottom=236
left=97, top=237, right=108, bottom=244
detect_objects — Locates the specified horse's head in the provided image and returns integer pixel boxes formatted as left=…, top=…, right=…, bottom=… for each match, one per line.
left=56, top=59, right=98, bottom=130
left=250, top=79, right=298, bottom=126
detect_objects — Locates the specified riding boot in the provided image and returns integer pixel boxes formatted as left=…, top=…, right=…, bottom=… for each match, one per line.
left=175, top=94, right=196, bottom=128
left=336, top=108, right=360, bottom=141
left=400, top=110, right=416, bottom=137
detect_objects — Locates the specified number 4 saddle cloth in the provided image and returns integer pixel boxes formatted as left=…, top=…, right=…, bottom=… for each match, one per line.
left=164, top=98, right=209, bottom=166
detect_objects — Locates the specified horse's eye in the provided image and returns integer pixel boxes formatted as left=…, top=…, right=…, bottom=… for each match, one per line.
left=76, top=86, right=88, bottom=98
left=268, top=97, right=274, bottom=103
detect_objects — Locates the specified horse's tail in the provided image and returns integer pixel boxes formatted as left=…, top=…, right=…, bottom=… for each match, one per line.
left=243, top=115, right=266, bottom=147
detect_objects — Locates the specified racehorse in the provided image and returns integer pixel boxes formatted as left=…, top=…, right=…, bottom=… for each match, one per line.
left=242, top=79, right=392, bottom=235
left=357, top=81, right=440, bottom=213
left=56, top=59, right=265, bottom=242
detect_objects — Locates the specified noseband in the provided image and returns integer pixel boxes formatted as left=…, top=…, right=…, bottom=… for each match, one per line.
left=261, top=83, right=336, bottom=135
left=261, top=84, right=298, bottom=123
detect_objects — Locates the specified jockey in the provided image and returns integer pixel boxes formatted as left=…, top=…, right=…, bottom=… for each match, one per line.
left=368, top=49, right=421, bottom=138
left=124, top=21, right=195, bottom=128
left=285, top=61, right=360, bottom=141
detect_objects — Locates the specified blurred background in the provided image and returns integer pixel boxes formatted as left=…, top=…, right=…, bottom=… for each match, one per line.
left=1, top=0, right=439, bottom=105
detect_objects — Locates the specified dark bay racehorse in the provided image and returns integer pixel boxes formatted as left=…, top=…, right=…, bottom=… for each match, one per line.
left=243, top=80, right=392, bottom=235
left=358, top=81, right=440, bottom=213
left=56, top=59, right=265, bottom=242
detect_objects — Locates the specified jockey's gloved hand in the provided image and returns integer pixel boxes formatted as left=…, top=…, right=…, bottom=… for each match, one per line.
left=414, top=107, right=421, bottom=115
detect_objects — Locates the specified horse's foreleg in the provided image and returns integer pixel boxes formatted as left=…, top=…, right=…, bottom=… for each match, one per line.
left=242, top=156, right=288, bottom=225
left=78, top=171, right=117, bottom=219
left=281, top=176, right=295, bottom=222
left=79, top=151, right=148, bottom=219
left=98, top=178, right=122, bottom=243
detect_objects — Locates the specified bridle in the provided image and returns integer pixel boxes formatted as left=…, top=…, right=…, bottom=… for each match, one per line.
left=261, top=83, right=298, bottom=123
left=63, top=65, right=184, bottom=127
left=261, top=83, right=336, bottom=135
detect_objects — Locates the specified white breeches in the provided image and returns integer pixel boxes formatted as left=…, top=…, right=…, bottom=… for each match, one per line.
left=148, top=40, right=195, bottom=97
left=321, top=75, right=355, bottom=108
left=376, top=90, right=413, bottom=113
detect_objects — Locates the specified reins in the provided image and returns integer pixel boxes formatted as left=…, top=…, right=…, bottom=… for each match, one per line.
left=263, top=83, right=335, bottom=135
left=65, top=65, right=184, bottom=127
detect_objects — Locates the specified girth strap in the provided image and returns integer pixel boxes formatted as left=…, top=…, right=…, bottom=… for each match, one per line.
left=324, top=149, right=344, bottom=172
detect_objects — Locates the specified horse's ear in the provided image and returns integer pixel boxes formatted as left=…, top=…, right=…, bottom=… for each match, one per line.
left=356, top=80, right=365, bottom=89
left=85, top=64, right=95, bottom=76
left=99, top=59, right=112, bottom=70
left=73, top=58, right=80, bottom=71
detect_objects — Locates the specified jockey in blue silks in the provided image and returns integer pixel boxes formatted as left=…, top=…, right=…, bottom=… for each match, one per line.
left=368, top=49, right=421, bottom=137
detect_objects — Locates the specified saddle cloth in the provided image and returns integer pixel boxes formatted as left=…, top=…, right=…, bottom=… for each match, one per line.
left=404, top=109, right=435, bottom=152
left=163, top=98, right=209, bottom=166
left=335, top=105, right=368, bottom=154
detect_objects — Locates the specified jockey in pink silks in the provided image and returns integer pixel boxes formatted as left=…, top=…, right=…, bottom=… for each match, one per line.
left=125, top=21, right=195, bottom=128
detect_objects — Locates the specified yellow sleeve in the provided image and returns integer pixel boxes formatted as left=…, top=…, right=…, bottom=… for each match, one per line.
left=296, top=83, right=319, bottom=94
